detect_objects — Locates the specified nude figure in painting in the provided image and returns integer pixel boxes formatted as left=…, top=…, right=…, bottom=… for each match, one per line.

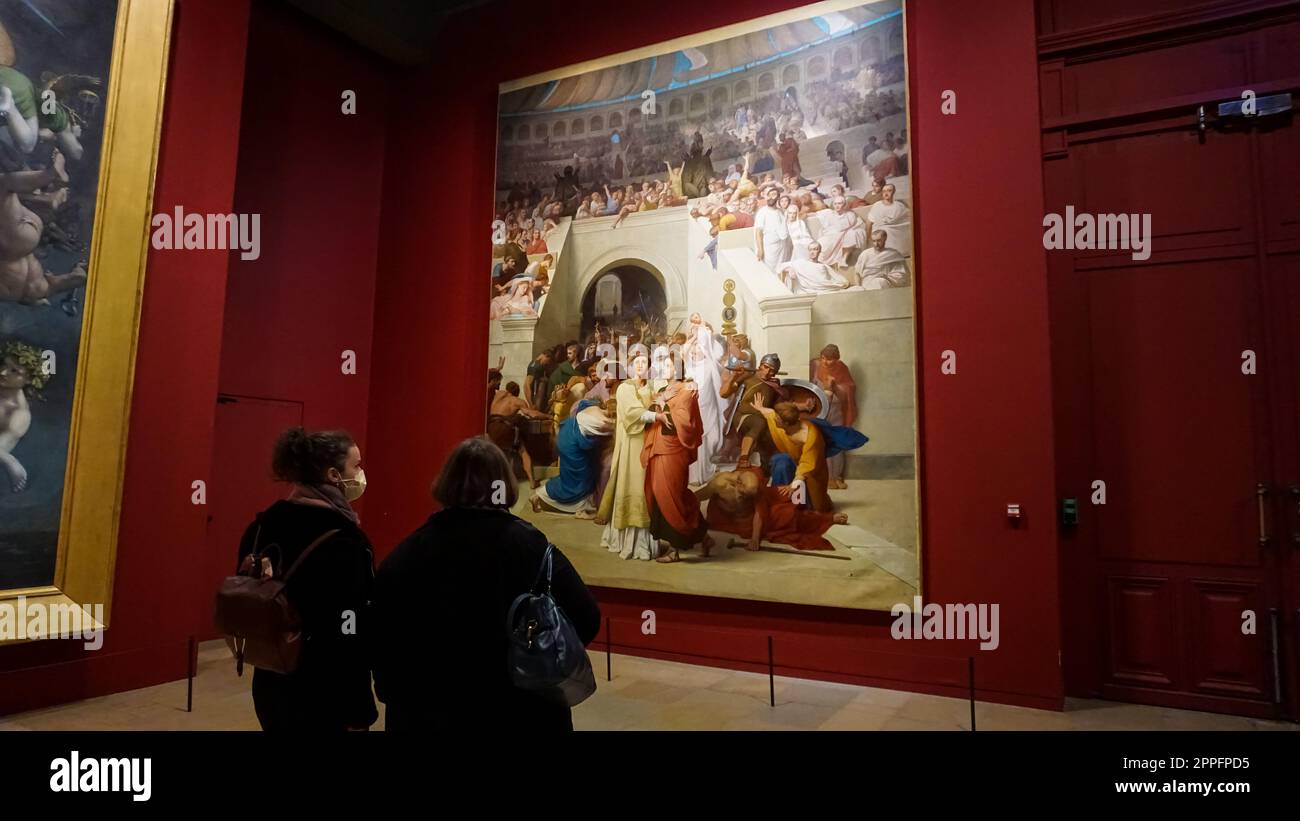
left=0, top=150, right=87, bottom=305
left=488, top=381, right=550, bottom=489
left=0, top=341, right=46, bottom=493
left=697, top=466, right=847, bottom=555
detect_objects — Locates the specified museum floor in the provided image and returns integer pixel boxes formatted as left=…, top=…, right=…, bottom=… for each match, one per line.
left=2, top=641, right=1294, bottom=731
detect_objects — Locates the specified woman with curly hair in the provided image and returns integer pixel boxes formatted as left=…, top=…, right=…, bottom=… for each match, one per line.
left=234, top=426, right=377, bottom=731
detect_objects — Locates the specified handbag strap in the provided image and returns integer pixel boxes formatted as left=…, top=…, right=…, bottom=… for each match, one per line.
left=531, top=543, right=556, bottom=595
left=505, top=544, right=558, bottom=634
left=506, top=591, right=532, bottom=635
left=281, top=529, right=342, bottom=582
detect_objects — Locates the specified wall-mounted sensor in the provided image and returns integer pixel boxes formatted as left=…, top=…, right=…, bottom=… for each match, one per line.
left=1060, top=497, right=1079, bottom=527
left=1007, top=503, right=1022, bottom=525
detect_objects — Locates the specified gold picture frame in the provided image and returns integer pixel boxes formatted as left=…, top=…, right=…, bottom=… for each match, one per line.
left=1, top=0, right=174, bottom=642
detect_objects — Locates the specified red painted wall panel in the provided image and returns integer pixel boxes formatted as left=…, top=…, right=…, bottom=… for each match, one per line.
left=202, top=0, right=390, bottom=632
left=364, top=0, right=1064, bottom=707
left=216, top=1, right=388, bottom=445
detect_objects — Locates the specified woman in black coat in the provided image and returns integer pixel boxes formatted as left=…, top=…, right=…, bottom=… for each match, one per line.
left=373, top=437, right=601, bottom=732
left=236, top=427, right=377, bottom=731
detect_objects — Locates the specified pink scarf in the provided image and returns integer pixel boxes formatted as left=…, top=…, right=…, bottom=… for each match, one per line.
left=287, top=483, right=359, bottom=524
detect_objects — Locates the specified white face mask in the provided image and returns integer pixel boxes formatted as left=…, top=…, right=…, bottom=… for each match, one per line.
left=337, top=468, right=366, bottom=502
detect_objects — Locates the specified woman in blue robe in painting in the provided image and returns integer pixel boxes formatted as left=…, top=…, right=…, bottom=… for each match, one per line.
left=531, top=398, right=614, bottom=514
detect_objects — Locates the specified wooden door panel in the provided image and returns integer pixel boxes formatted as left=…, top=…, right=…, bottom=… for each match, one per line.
left=1106, top=575, right=1178, bottom=687
left=1186, top=578, right=1271, bottom=699
left=1073, top=128, right=1256, bottom=258
left=1263, top=247, right=1300, bottom=718
left=1258, top=105, right=1300, bottom=249
left=1069, top=125, right=1278, bottom=711
left=1088, top=256, right=1260, bottom=566
left=1050, top=6, right=1296, bottom=718
left=1259, top=20, right=1300, bottom=103
left=1037, top=0, right=1253, bottom=39
left=1066, top=32, right=1251, bottom=123
left=1259, top=91, right=1300, bottom=716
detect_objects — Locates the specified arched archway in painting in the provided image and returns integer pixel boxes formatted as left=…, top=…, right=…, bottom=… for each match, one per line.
left=578, top=264, right=667, bottom=340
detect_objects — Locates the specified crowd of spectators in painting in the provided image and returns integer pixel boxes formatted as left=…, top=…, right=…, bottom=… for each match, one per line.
left=494, top=55, right=906, bottom=203
left=489, top=54, right=912, bottom=316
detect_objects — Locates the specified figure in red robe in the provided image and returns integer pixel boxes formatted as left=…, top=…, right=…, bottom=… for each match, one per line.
left=776, top=133, right=802, bottom=178
left=642, top=380, right=712, bottom=562
left=811, top=343, right=858, bottom=489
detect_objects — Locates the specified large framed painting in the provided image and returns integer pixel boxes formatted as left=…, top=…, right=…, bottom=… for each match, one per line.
left=0, top=0, right=173, bottom=639
left=487, top=0, right=917, bottom=611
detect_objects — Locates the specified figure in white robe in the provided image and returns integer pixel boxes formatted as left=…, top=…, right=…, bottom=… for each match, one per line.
left=596, top=355, right=659, bottom=560
left=865, top=184, right=912, bottom=256
left=854, top=230, right=910, bottom=289
left=683, top=315, right=727, bottom=485
left=489, top=275, right=536, bottom=319
left=753, top=199, right=790, bottom=273
left=814, top=196, right=867, bottom=268
left=785, top=205, right=814, bottom=260
left=778, top=242, right=851, bottom=295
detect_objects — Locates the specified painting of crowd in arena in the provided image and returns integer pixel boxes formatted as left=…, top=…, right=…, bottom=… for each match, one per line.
left=487, top=0, right=918, bottom=611
left=0, top=2, right=116, bottom=589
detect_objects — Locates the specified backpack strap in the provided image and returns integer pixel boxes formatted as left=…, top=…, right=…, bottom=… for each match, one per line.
left=247, top=524, right=264, bottom=572
left=242, top=522, right=270, bottom=579
left=245, top=520, right=288, bottom=580
left=281, top=529, right=342, bottom=582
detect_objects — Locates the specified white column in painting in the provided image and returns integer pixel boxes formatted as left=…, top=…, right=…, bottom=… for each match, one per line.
left=756, top=293, right=817, bottom=381
left=496, top=315, right=538, bottom=390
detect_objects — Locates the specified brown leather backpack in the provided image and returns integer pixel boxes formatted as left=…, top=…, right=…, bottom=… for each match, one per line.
left=213, top=524, right=340, bottom=676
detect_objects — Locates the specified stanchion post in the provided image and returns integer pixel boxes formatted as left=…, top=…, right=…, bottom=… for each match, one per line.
left=768, top=635, right=775, bottom=708
left=605, top=617, right=612, bottom=682
left=186, top=636, right=196, bottom=713
left=968, top=656, right=976, bottom=731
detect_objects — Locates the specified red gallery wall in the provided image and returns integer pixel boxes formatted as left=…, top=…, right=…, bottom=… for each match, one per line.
left=0, top=0, right=253, bottom=715
left=364, top=0, right=1064, bottom=708
left=200, top=1, right=389, bottom=637
left=216, top=1, right=387, bottom=439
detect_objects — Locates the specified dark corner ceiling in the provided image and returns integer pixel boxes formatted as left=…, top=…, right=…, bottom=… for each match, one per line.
left=282, top=0, right=494, bottom=65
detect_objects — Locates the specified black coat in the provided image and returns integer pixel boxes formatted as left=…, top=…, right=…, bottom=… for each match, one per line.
left=372, top=507, right=602, bottom=732
left=237, top=501, right=378, bottom=731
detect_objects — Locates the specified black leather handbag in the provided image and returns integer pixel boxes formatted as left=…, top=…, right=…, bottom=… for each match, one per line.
left=506, top=544, right=597, bottom=706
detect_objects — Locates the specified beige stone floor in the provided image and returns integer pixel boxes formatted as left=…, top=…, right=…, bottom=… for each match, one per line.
left=1, top=641, right=1294, bottom=732
left=513, top=476, right=919, bottom=611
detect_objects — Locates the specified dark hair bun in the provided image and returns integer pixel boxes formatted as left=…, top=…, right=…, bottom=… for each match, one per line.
left=272, top=427, right=354, bottom=485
